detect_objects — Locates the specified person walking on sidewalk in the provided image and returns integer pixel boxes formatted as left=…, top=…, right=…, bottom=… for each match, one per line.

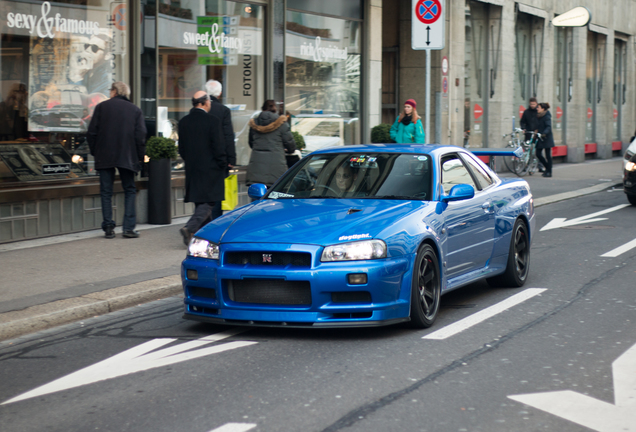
left=535, top=102, right=555, bottom=178
left=87, top=81, right=147, bottom=239
left=246, top=100, right=296, bottom=188
left=178, top=91, right=227, bottom=246
left=205, top=79, right=236, bottom=220
left=390, top=99, right=425, bottom=144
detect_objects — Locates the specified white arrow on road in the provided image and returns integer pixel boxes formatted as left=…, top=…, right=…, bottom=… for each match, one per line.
left=2, top=328, right=256, bottom=405
left=540, top=204, right=630, bottom=231
left=508, top=341, right=636, bottom=432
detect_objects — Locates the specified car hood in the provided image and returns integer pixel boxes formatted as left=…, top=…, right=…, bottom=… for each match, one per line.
left=203, top=199, right=428, bottom=245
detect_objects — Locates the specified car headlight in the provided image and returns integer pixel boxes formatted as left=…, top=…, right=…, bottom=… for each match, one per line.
left=626, top=161, right=636, bottom=172
left=187, top=238, right=220, bottom=259
left=321, top=240, right=387, bottom=262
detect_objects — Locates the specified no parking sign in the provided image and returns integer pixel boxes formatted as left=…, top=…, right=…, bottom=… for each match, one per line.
left=412, top=0, right=445, bottom=50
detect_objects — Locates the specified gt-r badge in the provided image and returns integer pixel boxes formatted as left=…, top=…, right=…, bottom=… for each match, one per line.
left=263, top=254, right=272, bottom=263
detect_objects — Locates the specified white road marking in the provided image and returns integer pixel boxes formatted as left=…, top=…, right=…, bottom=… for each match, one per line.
left=209, top=423, right=257, bottom=432
left=508, top=341, right=636, bottom=432
left=423, top=288, right=547, bottom=340
left=2, top=328, right=255, bottom=405
left=540, top=204, right=629, bottom=231
left=601, top=237, right=636, bottom=257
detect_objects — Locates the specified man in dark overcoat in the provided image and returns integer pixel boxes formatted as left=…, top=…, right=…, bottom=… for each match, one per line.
left=178, top=91, right=227, bottom=245
left=88, top=81, right=146, bottom=239
left=205, top=79, right=236, bottom=220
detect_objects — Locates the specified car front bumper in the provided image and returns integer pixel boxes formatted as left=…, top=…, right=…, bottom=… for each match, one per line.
left=181, top=242, right=414, bottom=327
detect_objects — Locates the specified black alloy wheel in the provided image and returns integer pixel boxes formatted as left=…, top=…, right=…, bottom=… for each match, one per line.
left=487, top=218, right=530, bottom=287
left=410, top=244, right=441, bottom=328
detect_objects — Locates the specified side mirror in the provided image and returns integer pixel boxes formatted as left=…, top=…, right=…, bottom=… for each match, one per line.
left=248, top=183, right=268, bottom=199
left=441, top=184, right=475, bottom=203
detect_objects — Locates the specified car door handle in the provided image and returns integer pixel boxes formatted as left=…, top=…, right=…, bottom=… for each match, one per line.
left=481, top=201, right=493, bottom=213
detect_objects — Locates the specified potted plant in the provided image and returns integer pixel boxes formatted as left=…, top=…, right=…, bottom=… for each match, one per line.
left=146, top=136, right=178, bottom=224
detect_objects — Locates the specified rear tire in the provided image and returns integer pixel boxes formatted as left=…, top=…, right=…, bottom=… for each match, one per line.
left=627, top=194, right=636, bottom=206
left=487, top=218, right=530, bottom=288
left=409, top=244, right=441, bottom=328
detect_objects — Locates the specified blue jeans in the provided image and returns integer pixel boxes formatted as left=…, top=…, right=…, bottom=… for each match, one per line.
left=99, top=168, right=137, bottom=232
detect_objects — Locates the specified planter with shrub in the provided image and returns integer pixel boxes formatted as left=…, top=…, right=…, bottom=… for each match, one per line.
left=146, top=136, right=177, bottom=224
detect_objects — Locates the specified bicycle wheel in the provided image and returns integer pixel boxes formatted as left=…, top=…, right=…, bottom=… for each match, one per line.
left=503, top=143, right=526, bottom=176
left=502, top=141, right=522, bottom=175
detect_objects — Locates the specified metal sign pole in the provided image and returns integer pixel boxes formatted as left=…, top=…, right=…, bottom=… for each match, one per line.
left=425, top=49, right=431, bottom=144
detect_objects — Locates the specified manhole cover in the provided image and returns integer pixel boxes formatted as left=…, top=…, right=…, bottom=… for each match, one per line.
left=562, top=225, right=615, bottom=230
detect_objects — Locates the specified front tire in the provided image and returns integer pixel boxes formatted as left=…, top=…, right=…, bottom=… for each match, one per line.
left=487, top=218, right=530, bottom=287
left=409, top=244, right=441, bottom=328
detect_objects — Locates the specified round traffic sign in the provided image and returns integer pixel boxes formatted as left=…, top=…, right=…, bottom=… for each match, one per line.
left=415, top=0, right=442, bottom=25
left=112, top=4, right=126, bottom=31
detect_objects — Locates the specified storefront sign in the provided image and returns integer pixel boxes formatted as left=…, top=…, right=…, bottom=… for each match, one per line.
left=299, top=36, right=348, bottom=62
left=5, top=1, right=101, bottom=38
left=42, top=163, right=71, bottom=175
left=183, top=21, right=244, bottom=53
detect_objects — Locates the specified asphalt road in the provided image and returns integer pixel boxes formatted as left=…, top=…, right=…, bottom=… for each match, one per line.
left=1, top=189, right=634, bottom=432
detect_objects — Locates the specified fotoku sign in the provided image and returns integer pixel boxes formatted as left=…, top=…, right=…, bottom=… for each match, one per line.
left=4, top=1, right=101, bottom=38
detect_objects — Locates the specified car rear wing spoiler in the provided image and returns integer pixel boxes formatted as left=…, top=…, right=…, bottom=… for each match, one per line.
left=469, top=147, right=524, bottom=158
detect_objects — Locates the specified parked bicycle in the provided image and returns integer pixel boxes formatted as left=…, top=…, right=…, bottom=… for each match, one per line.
left=502, top=128, right=541, bottom=176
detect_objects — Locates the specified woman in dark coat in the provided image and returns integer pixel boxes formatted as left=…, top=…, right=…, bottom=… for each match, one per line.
left=246, top=100, right=296, bottom=187
left=535, top=102, right=555, bottom=177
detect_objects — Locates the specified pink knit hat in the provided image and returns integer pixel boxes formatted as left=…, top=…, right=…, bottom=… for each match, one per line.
left=405, top=99, right=417, bottom=109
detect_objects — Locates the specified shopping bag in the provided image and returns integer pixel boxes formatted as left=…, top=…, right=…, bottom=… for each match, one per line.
left=222, top=174, right=238, bottom=211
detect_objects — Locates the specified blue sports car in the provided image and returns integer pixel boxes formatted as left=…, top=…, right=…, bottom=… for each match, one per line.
left=181, top=144, right=535, bottom=328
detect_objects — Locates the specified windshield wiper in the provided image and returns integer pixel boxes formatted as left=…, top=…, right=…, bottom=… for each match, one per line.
left=376, top=195, right=417, bottom=200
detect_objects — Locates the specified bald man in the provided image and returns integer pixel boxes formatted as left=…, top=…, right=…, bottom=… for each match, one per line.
left=178, top=91, right=227, bottom=245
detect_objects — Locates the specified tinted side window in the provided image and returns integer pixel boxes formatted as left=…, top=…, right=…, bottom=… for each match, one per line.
left=441, top=156, right=477, bottom=194
left=461, top=155, right=493, bottom=190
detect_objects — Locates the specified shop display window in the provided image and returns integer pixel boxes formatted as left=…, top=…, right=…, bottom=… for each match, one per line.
left=0, top=0, right=130, bottom=181
left=157, top=1, right=265, bottom=167
left=285, top=11, right=361, bottom=151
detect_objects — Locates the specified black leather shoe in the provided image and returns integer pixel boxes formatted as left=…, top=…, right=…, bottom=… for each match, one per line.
left=180, top=227, right=192, bottom=246
left=542, top=172, right=552, bottom=178
left=123, top=230, right=140, bottom=238
left=104, top=227, right=115, bottom=239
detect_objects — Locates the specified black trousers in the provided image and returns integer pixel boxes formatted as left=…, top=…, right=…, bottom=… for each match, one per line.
left=536, top=148, right=553, bottom=174
left=185, top=202, right=215, bottom=234
left=99, top=167, right=137, bottom=231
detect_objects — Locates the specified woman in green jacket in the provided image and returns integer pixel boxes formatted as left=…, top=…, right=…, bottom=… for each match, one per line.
left=390, top=99, right=425, bottom=144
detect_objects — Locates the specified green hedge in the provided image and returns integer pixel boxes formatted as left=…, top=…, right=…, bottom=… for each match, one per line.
left=146, top=136, right=178, bottom=160
left=371, top=123, right=392, bottom=143
left=292, top=131, right=306, bottom=150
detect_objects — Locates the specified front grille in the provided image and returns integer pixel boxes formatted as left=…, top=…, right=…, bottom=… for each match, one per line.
left=227, top=279, right=312, bottom=305
left=224, top=251, right=311, bottom=267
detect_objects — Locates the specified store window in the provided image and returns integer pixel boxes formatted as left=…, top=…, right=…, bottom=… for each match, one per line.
left=285, top=11, right=361, bottom=152
left=513, top=13, right=544, bottom=132
left=0, top=0, right=129, bottom=182
left=613, top=39, right=626, bottom=141
left=585, top=31, right=606, bottom=144
left=156, top=1, right=265, bottom=167
left=553, top=27, right=572, bottom=146
left=464, top=1, right=501, bottom=148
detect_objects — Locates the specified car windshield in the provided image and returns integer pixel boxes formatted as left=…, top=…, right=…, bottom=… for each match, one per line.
left=267, top=153, right=432, bottom=200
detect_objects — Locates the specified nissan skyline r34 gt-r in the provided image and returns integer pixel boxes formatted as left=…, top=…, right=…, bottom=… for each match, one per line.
left=181, top=144, right=535, bottom=329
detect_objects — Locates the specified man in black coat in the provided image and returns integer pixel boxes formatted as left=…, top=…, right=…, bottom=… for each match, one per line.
left=205, top=80, right=236, bottom=220
left=178, top=91, right=227, bottom=245
left=87, top=81, right=147, bottom=239
left=520, top=97, right=538, bottom=141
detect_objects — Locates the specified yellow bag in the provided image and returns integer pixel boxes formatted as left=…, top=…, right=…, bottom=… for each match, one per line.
left=222, top=174, right=238, bottom=211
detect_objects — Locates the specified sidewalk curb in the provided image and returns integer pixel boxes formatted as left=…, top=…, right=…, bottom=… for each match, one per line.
left=0, top=275, right=182, bottom=342
left=534, top=182, right=622, bottom=207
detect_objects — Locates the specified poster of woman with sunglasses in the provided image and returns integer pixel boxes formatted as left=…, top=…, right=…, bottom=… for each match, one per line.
left=27, top=30, right=112, bottom=133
